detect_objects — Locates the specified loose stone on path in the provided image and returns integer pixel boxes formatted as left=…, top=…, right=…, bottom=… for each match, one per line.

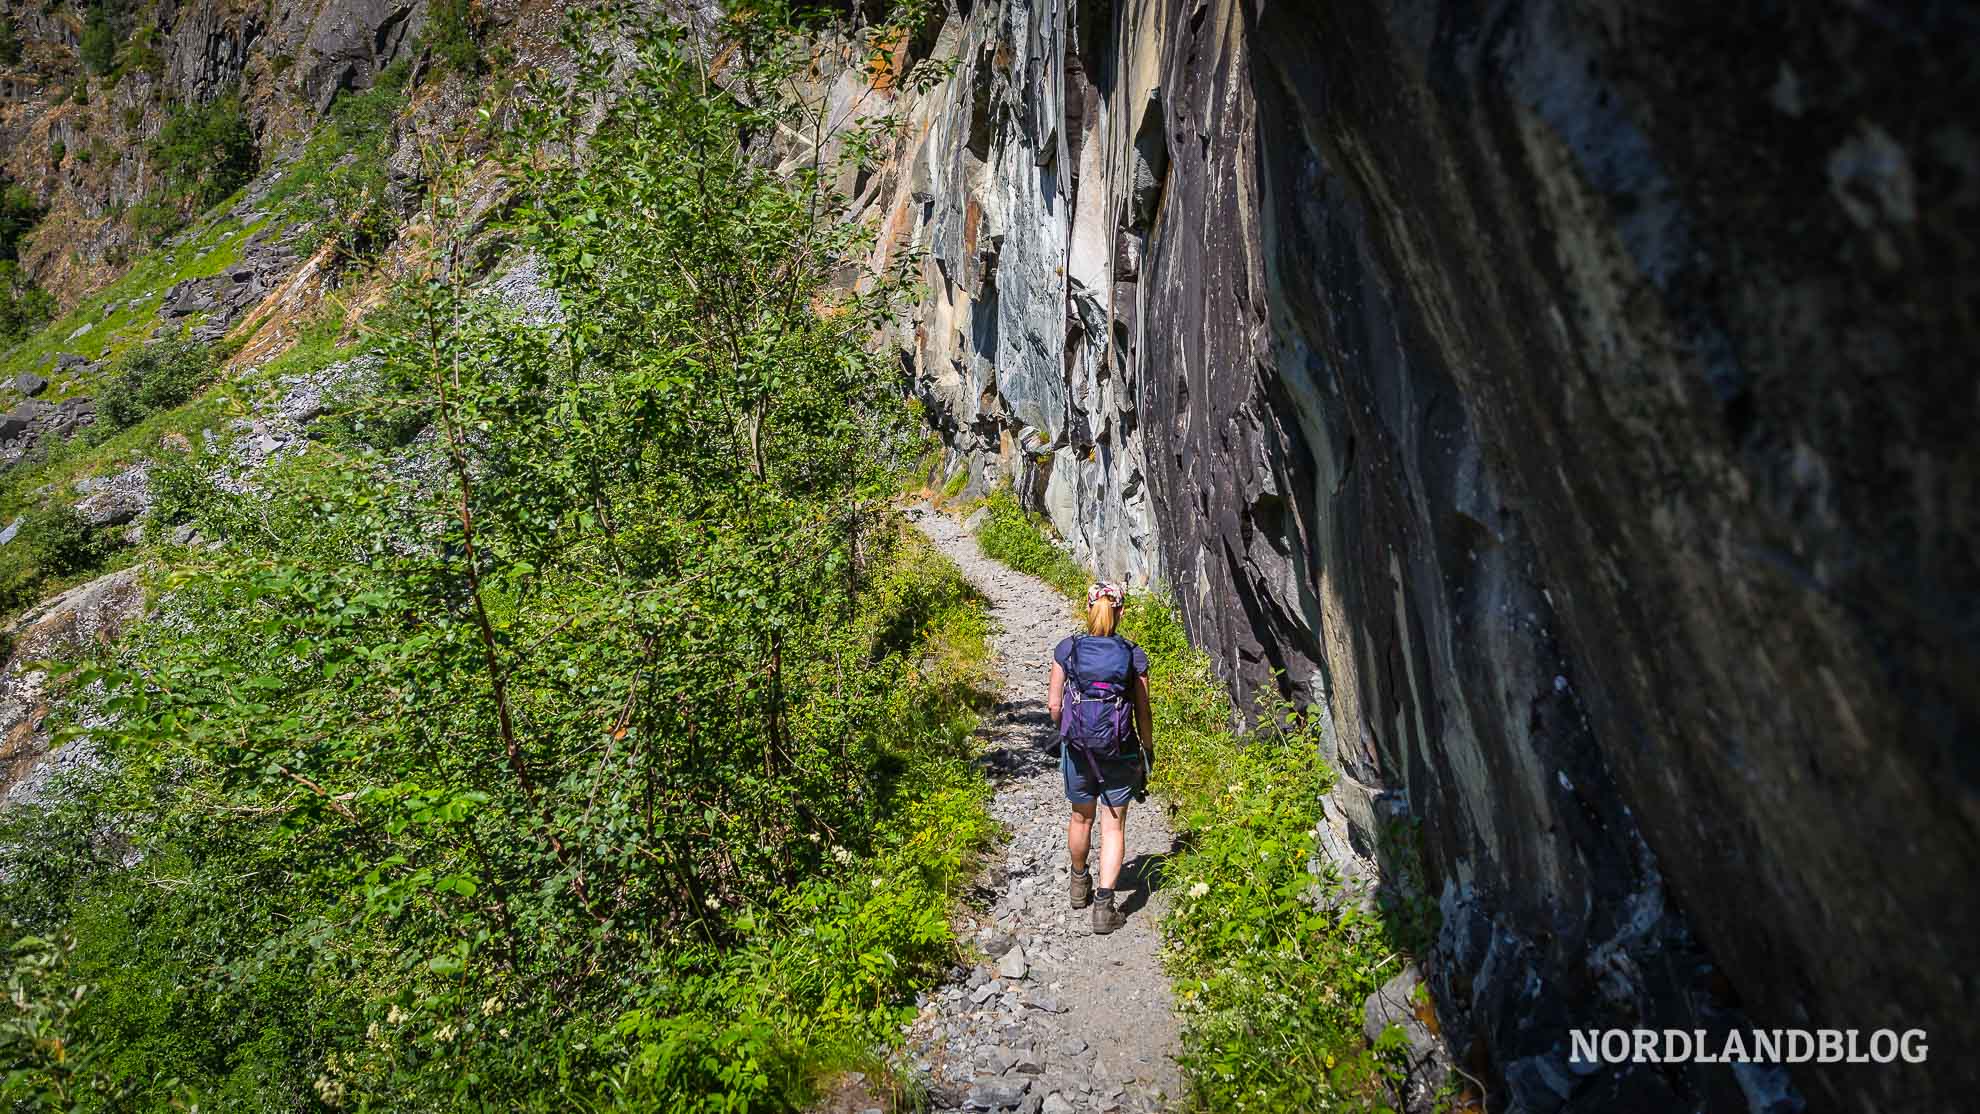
left=901, top=504, right=1183, bottom=1113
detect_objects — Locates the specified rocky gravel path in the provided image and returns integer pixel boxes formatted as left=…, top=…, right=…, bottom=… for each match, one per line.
left=902, top=504, right=1184, bottom=1114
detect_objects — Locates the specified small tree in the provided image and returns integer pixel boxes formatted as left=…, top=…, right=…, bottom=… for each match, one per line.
left=77, top=5, right=114, bottom=74
left=95, top=335, right=216, bottom=428
left=0, top=260, right=54, bottom=346
left=425, top=0, right=482, bottom=75
left=152, top=90, right=256, bottom=209
left=0, top=15, right=24, bottom=66
left=0, top=183, right=42, bottom=260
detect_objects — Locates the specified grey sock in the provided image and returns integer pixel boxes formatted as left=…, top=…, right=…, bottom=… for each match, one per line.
left=1095, top=887, right=1114, bottom=902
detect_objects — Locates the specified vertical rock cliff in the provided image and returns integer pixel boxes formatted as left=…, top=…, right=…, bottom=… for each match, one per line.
left=0, top=0, right=500, bottom=302
left=866, top=1, right=1979, bottom=1110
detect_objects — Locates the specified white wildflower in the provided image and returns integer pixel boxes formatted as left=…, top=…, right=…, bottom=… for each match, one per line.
left=313, top=1076, right=345, bottom=1107
left=1187, top=881, right=1210, bottom=899
left=433, top=1023, right=457, bottom=1042
left=386, top=1004, right=406, bottom=1025
left=830, top=845, right=853, bottom=864
left=481, top=995, right=503, bottom=1017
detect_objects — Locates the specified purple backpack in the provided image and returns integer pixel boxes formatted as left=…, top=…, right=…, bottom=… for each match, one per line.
left=1059, top=635, right=1138, bottom=763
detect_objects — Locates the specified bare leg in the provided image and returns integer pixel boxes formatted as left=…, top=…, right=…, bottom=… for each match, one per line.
left=1068, top=802, right=1096, bottom=872
left=1098, top=802, right=1129, bottom=889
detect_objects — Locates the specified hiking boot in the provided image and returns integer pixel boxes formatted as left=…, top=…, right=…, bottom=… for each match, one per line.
left=1069, top=868, right=1093, bottom=909
left=1092, top=891, right=1125, bottom=935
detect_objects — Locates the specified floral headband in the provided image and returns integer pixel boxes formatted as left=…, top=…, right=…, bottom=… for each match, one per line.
left=1087, top=582, right=1125, bottom=607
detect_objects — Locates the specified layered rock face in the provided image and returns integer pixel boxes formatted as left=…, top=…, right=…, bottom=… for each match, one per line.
left=877, top=1, right=1979, bottom=1111
left=0, top=0, right=507, bottom=301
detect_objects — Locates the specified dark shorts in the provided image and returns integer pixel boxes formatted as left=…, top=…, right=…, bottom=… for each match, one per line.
left=1061, top=743, right=1146, bottom=807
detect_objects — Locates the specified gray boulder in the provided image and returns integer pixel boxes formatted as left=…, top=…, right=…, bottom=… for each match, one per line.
left=1363, top=965, right=1455, bottom=1114
left=72, top=464, right=151, bottom=528
left=0, top=403, right=40, bottom=442
left=0, top=566, right=147, bottom=804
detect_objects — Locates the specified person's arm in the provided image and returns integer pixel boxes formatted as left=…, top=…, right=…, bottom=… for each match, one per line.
left=1048, top=662, right=1066, bottom=723
left=1134, top=674, right=1154, bottom=754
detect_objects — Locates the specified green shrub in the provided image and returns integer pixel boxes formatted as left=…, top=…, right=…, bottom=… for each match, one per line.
left=144, top=452, right=222, bottom=528
left=123, top=24, right=162, bottom=77
left=0, top=15, right=22, bottom=66
left=78, top=7, right=114, bottom=74
left=425, top=0, right=484, bottom=75
left=125, top=195, right=181, bottom=243
left=151, top=90, right=256, bottom=210
left=0, top=183, right=38, bottom=261
left=95, top=336, right=217, bottom=430
left=270, top=62, right=410, bottom=257
left=1148, top=664, right=1401, bottom=1110
left=0, top=6, right=981, bottom=1108
left=0, top=504, right=114, bottom=614
left=0, top=261, right=54, bottom=347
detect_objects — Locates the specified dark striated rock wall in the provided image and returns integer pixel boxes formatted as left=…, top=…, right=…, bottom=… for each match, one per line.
left=885, top=0, right=1980, bottom=1110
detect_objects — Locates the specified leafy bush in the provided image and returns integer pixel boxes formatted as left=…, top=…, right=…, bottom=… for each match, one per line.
left=0, top=182, right=40, bottom=260
left=1135, top=614, right=1402, bottom=1110
left=0, top=15, right=22, bottom=66
left=124, top=196, right=180, bottom=243
left=271, top=61, right=410, bottom=257
left=425, top=0, right=484, bottom=75
left=77, top=6, right=114, bottom=74
left=0, top=505, right=114, bottom=614
left=150, top=90, right=256, bottom=211
left=122, top=24, right=162, bottom=78
left=0, top=260, right=55, bottom=347
left=143, top=452, right=221, bottom=528
left=95, top=335, right=217, bottom=430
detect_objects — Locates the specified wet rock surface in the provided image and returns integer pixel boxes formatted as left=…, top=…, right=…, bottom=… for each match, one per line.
left=860, top=2, right=1980, bottom=1110
left=904, top=505, right=1181, bottom=1114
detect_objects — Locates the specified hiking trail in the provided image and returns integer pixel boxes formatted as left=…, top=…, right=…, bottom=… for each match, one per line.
left=901, top=504, right=1184, bottom=1114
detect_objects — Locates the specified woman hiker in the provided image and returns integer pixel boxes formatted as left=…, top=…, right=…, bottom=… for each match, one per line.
left=1047, top=581, right=1154, bottom=934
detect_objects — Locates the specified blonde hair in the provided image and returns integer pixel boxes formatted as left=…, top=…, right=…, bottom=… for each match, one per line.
left=1084, top=597, right=1119, bottom=637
